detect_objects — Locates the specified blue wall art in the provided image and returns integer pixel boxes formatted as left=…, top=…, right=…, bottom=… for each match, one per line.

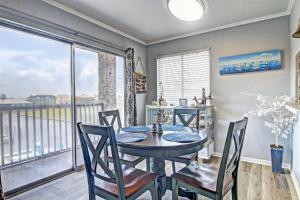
left=219, top=50, right=282, bottom=75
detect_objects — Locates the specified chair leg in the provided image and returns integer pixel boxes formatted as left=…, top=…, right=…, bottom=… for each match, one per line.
left=232, top=176, right=238, bottom=200
left=172, top=161, right=176, bottom=173
left=0, top=172, right=3, bottom=200
left=88, top=189, right=95, bottom=200
left=151, top=179, right=158, bottom=200
left=146, top=158, right=151, bottom=172
left=216, top=194, right=224, bottom=200
left=172, top=179, right=179, bottom=200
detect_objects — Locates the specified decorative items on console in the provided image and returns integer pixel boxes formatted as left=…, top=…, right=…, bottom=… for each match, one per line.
left=179, top=98, right=188, bottom=106
left=193, top=88, right=214, bottom=106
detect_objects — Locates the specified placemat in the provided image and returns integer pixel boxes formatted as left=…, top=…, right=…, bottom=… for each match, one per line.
left=162, top=125, right=185, bottom=131
left=121, top=126, right=151, bottom=132
left=115, top=133, right=147, bottom=143
left=162, top=133, right=201, bottom=143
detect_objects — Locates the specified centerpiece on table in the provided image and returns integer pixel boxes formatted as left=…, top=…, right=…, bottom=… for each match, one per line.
left=248, top=94, right=297, bottom=173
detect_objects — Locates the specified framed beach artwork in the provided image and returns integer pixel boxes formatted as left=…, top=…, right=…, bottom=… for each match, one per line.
left=219, top=50, right=282, bottom=75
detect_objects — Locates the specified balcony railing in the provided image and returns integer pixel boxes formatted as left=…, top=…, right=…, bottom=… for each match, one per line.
left=0, top=103, right=103, bottom=168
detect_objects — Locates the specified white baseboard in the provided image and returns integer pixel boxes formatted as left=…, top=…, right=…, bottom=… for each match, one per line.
left=212, top=152, right=291, bottom=169
left=291, top=170, right=300, bottom=199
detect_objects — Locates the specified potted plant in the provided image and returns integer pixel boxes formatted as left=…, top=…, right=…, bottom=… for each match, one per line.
left=248, top=94, right=297, bottom=173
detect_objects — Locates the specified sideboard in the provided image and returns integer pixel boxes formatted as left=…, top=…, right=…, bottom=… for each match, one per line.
left=145, top=104, right=215, bottom=159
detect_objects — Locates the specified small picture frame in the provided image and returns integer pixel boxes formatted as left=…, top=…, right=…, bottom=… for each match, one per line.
left=179, top=98, right=188, bottom=106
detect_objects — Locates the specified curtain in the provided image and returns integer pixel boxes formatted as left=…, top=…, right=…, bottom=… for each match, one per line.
left=125, top=48, right=137, bottom=126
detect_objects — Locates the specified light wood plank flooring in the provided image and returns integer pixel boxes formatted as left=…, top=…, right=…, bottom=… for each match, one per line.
left=8, top=157, right=298, bottom=200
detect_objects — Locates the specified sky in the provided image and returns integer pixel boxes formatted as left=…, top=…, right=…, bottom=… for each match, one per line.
left=0, top=26, right=124, bottom=99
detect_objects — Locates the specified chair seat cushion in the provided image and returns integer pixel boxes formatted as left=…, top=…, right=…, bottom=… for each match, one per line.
left=94, top=166, right=157, bottom=198
left=172, top=162, right=233, bottom=193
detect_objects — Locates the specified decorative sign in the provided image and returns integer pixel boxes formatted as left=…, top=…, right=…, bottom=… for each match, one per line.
left=219, top=50, right=282, bottom=75
left=134, top=72, right=147, bottom=93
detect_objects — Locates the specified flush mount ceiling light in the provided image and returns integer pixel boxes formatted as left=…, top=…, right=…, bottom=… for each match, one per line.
left=292, top=18, right=300, bottom=38
left=168, top=0, right=205, bottom=22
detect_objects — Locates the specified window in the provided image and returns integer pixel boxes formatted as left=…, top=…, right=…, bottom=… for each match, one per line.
left=157, top=50, right=210, bottom=105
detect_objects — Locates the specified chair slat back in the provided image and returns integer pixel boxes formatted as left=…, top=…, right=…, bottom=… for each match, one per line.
left=77, top=123, right=126, bottom=198
left=173, top=108, right=199, bottom=129
left=98, top=110, right=122, bottom=130
left=216, top=117, right=248, bottom=193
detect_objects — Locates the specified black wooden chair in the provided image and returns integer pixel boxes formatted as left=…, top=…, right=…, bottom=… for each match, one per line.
left=173, top=108, right=200, bottom=129
left=77, top=123, right=158, bottom=200
left=0, top=172, right=4, bottom=200
left=99, top=110, right=122, bottom=130
left=98, top=110, right=149, bottom=171
left=171, top=117, right=248, bottom=200
left=169, top=108, right=200, bottom=172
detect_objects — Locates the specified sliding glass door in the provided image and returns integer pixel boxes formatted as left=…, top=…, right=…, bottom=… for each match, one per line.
left=0, top=26, right=73, bottom=193
left=0, top=25, right=126, bottom=194
left=73, top=46, right=125, bottom=168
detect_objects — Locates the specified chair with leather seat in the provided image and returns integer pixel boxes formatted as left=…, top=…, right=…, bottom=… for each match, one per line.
left=172, top=117, right=248, bottom=200
left=168, top=108, right=200, bottom=172
left=77, top=123, right=158, bottom=200
left=98, top=110, right=149, bottom=171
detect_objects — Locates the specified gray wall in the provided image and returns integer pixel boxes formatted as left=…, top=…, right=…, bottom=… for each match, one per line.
left=0, top=1, right=294, bottom=166
left=0, top=0, right=147, bottom=125
left=290, top=0, right=300, bottom=188
left=146, top=17, right=291, bottom=164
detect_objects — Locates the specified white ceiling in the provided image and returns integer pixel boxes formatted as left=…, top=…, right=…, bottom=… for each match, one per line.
left=43, top=0, right=293, bottom=45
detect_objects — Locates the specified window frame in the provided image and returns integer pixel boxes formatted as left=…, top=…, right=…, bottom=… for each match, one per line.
left=156, top=48, right=211, bottom=105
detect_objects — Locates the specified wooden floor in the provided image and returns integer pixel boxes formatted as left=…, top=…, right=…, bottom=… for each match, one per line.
left=7, top=157, right=298, bottom=200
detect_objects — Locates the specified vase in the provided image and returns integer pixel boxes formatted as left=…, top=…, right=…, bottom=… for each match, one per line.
left=270, top=144, right=284, bottom=173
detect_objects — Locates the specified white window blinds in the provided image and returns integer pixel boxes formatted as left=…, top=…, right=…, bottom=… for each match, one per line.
left=157, top=50, right=210, bottom=105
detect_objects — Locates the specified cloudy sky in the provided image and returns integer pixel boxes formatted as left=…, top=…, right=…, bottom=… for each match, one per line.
left=0, top=26, right=124, bottom=99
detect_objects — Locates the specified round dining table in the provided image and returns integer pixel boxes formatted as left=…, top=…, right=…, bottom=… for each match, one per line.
left=117, top=127, right=208, bottom=200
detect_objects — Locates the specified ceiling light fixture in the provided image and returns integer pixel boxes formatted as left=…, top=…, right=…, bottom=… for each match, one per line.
left=168, top=0, right=205, bottom=22
left=292, top=18, right=300, bottom=38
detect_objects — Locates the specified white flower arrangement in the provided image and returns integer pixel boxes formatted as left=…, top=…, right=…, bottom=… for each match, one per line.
left=248, top=94, right=298, bottom=147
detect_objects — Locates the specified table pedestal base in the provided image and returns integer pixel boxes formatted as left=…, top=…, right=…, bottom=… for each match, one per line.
left=151, top=158, right=197, bottom=200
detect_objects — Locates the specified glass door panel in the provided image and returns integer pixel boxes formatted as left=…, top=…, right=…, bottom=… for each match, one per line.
left=74, top=47, right=125, bottom=167
left=0, top=26, right=72, bottom=192
left=74, top=47, right=100, bottom=166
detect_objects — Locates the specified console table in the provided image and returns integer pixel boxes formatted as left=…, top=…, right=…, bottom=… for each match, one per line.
left=145, top=104, right=215, bottom=159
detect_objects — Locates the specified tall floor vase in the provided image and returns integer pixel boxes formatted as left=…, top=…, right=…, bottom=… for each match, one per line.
left=270, top=144, right=284, bottom=173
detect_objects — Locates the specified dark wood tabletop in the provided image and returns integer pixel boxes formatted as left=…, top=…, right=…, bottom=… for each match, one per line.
left=117, top=127, right=208, bottom=159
